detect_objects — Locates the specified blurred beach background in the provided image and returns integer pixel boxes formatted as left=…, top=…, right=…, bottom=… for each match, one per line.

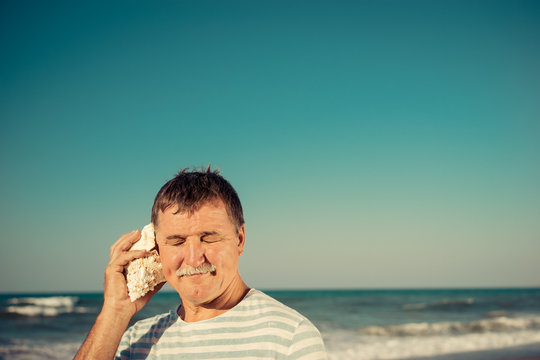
left=1, top=0, right=539, bottom=359
left=2, top=289, right=540, bottom=359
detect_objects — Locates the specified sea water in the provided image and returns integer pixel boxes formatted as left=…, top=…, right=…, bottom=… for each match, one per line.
left=1, top=288, right=539, bottom=359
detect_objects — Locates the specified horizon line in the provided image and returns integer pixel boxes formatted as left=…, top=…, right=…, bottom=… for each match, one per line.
left=2, top=285, right=540, bottom=296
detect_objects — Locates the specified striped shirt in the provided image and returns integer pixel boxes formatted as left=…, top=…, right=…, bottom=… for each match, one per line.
left=115, top=289, right=327, bottom=360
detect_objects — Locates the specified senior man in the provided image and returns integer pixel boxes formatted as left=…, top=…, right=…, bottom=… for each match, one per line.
left=76, top=167, right=327, bottom=359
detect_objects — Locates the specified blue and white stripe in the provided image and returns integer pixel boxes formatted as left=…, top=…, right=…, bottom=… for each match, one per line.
left=115, top=289, right=327, bottom=359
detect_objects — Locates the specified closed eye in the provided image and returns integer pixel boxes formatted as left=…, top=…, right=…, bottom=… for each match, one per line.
left=201, top=235, right=220, bottom=243
left=169, top=239, right=186, bottom=246
left=164, top=235, right=186, bottom=246
left=201, top=231, right=220, bottom=243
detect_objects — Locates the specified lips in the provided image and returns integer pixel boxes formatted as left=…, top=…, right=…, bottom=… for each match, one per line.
left=183, top=273, right=204, bottom=278
left=180, top=271, right=215, bottom=279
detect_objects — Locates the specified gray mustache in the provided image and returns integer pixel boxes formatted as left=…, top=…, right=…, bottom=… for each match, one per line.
left=176, top=263, right=216, bottom=277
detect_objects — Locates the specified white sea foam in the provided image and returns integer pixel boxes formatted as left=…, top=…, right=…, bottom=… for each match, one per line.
left=7, top=296, right=78, bottom=307
left=5, top=296, right=85, bottom=317
left=360, top=316, right=540, bottom=336
left=6, top=305, right=88, bottom=317
left=0, top=339, right=81, bottom=360
left=325, top=328, right=540, bottom=360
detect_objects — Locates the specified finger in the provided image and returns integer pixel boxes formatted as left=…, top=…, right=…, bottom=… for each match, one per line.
left=106, top=250, right=149, bottom=278
left=115, top=231, right=143, bottom=252
left=110, top=230, right=141, bottom=256
left=110, top=249, right=149, bottom=268
left=110, top=230, right=138, bottom=255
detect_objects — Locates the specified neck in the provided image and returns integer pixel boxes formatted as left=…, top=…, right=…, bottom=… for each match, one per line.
left=179, top=277, right=250, bottom=322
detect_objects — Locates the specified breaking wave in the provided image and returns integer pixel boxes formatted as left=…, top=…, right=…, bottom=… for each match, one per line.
left=4, top=296, right=87, bottom=317
left=360, top=315, right=540, bottom=336
left=326, top=329, right=540, bottom=360
left=0, top=338, right=81, bottom=360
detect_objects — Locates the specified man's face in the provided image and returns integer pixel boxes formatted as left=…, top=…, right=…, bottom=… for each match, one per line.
left=154, top=200, right=245, bottom=306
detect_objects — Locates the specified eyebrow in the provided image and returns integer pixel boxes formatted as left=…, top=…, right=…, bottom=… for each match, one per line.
left=165, top=231, right=219, bottom=240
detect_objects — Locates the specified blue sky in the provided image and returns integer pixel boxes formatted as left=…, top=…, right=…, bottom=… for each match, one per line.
left=1, top=0, right=539, bottom=292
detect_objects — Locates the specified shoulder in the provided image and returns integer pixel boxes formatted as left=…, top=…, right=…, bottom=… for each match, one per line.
left=241, top=290, right=327, bottom=359
left=238, top=289, right=320, bottom=333
left=240, top=289, right=307, bottom=322
left=123, top=310, right=177, bottom=341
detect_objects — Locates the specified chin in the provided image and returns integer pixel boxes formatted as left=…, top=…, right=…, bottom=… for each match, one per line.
left=177, top=281, right=215, bottom=302
left=183, top=289, right=214, bottom=304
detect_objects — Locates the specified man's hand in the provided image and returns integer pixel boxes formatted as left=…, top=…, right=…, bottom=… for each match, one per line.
left=104, top=229, right=163, bottom=318
left=75, top=229, right=164, bottom=360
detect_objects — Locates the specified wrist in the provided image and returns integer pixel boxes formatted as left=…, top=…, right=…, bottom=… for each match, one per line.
left=74, top=305, right=131, bottom=360
left=100, top=302, right=134, bottom=324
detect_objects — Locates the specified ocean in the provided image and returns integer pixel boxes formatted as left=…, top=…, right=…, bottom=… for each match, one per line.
left=1, top=288, right=539, bottom=359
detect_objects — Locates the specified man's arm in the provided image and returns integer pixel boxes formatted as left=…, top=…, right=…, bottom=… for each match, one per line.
left=75, top=230, right=162, bottom=360
left=74, top=306, right=132, bottom=360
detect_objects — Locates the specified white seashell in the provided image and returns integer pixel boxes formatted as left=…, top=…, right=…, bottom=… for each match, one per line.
left=125, top=223, right=166, bottom=302
left=130, top=223, right=156, bottom=251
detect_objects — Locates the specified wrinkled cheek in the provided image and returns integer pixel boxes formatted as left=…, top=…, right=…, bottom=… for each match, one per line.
left=160, top=250, right=183, bottom=278
left=204, top=248, right=220, bottom=266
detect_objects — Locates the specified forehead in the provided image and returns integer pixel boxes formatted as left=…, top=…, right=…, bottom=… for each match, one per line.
left=155, top=200, right=234, bottom=233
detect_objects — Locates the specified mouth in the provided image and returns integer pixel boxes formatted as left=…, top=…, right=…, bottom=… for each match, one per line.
left=184, top=273, right=208, bottom=278
left=179, top=271, right=216, bottom=281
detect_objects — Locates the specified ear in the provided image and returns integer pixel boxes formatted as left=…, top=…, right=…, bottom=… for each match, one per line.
left=237, top=224, right=245, bottom=256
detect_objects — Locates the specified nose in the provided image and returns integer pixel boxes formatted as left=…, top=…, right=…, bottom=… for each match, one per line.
left=184, top=239, right=205, bottom=267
